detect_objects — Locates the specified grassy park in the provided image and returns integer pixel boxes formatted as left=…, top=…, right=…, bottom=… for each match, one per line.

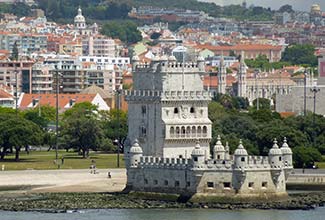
left=0, top=150, right=124, bottom=171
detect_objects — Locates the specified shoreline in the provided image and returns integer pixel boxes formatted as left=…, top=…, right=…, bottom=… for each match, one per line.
left=0, top=191, right=325, bottom=212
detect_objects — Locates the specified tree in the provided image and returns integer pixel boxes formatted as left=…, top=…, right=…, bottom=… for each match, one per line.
left=278, top=4, right=294, bottom=13
left=256, top=120, right=308, bottom=155
left=281, top=44, right=318, bottom=67
left=0, top=116, right=43, bottom=161
left=102, top=109, right=128, bottom=151
left=252, top=98, right=271, bottom=110
left=61, top=102, right=108, bottom=158
left=293, top=146, right=322, bottom=168
left=101, top=20, right=142, bottom=44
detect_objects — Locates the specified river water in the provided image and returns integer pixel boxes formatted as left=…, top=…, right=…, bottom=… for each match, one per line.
left=1, top=208, right=325, bottom=220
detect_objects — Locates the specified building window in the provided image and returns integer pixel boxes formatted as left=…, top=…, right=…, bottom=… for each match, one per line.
left=187, top=182, right=191, bottom=187
left=190, top=107, right=195, bottom=113
left=241, top=157, right=245, bottom=162
left=170, top=127, right=175, bottom=138
left=186, top=126, right=191, bottom=137
left=181, top=126, right=186, bottom=137
left=164, top=180, right=168, bottom=186
left=262, top=182, right=268, bottom=188
left=174, top=107, right=178, bottom=114
left=197, top=126, right=202, bottom=137
left=217, top=155, right=220, bottom=160
left=175, top=181, right=180, bottom=187
left=192, top=126, right=196, bottom=137
left=154, top=180, right=158, bottom=185
left=279, top=156, right=282, bottom=161
left=248, top=182, right=254, bottom=188
left=141, top=105, right=146, bottom=115
left=144, top=179, right=148, bottom=184
left=207, top=182, right=214, bottom=188
left=223, top=182, right=231, bottom=188
left=193, top=156, right=198, bottom=162
left=203, top=126, right=207, bottom=137
left=176, top=127, right=180, bottom=138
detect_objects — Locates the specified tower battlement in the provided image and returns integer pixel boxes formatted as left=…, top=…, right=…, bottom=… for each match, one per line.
left=126, top=54, right=293, bottom=198
left=133, top=59, right=205, bottom=73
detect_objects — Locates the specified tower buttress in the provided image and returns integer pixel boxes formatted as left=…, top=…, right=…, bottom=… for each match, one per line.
left=218, top=54, right=227, bottom=94
left=237, top=51, right=247, bottom=97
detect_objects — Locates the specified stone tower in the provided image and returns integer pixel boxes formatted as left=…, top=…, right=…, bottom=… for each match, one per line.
left=237, top=52, right=247, bottom=97
left=218, top=54, right=227, bottom=94
left=126, top=55, right=212, bottom=158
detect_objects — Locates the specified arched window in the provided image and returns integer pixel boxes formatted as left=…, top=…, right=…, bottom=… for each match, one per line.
left=203, top=126, right=207, bottom=137
left=192, top=126, right=196, bottom=137
left=176, top=127, right=180, bottom=138
left=186, top=126, right=191, bottom=137
left=181, top=126, right=186, bottom=137
left=170, top=127, right=175, bottom=138
left=197, top=126, right=202, bottom=137
left=174, top=107, right=179, bottom=114
left=190, top=107, right=195, bottom=113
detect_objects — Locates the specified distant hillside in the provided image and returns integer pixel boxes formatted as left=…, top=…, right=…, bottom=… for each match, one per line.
left=0, top=0, right=274, bottom=22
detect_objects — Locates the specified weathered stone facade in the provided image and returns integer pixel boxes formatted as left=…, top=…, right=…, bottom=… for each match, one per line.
left=125, top=57, right=293, bottom=198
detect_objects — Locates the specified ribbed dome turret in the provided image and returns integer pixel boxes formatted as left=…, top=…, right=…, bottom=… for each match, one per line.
left=269, top=139, right=282, bottom=156
left=213, top=135, right=225, bottom=152
left=191, top=141, right=205, bottom=156
left=281, top=137, right=292, bottom=155
left=234, top=140, right=248, bottom=156
left=130, top=139, right=143, bottom=154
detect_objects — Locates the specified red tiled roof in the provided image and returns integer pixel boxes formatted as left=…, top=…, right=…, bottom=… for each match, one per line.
left=0, top=89, right=13, bottom=99
left=19, top=93, right=97, bottom=110
left=203, top=75, right=236, bottom=87
left=194, top=44, right=282, bottom=52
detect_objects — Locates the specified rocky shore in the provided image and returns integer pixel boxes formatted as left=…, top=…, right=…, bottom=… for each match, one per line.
left=0, top=191, right=325, bottom=212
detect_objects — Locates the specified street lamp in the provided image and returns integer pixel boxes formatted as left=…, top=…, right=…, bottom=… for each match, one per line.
left=310, top=86, right=320, bottom=148
left=254, top=69, right=259, bottom=110
left=303, top=68, right=308, bottom=116
left=55, top=64, right=62, bottom=168
left=115, top=89, right=121, bottom=168
left=14, top=64, right=18, bottom=115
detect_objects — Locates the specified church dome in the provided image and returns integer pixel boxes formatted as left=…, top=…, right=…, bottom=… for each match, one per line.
left=281, top=137, right=292, bottom=155
left=311, top=4, right=321, bottom=13
left=234, top=140, right=248, bottom=156
left=213, top=135, right=225, bottom=152
left=269, top=139, right=282, bottom=156
left=74, top=7, right=86, bottom=24
left=130, top=139, right=143, bottom=154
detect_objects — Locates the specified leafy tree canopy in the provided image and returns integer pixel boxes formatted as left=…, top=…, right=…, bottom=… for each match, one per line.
left=101, top=20, right=142, bottom=44
left=281, top=44, right=318, bottom=67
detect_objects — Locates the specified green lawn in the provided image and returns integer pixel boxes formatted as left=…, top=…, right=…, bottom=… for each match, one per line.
left=0, top=150, right=125, bottom=170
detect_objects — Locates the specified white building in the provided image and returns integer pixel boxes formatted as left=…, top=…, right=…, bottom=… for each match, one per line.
left=124, top=56, right=293, bottom=198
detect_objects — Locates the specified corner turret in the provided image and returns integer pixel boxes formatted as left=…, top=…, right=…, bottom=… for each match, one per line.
left=132, top=55, right=140, bottom=71
left=234, top=140, right=248, bottom=168
left=213, top=135, right=225, bottom=160
left=129, top=139, right=143, bottom=167
left=197, top=56, right=205, bottom=71
left=191, top=141, right=205, bottom=165
left=268, top=139, right=283, bottom=168
left=281, top=137, right=292, bottom=167
left=281, top=137, right=293, bottom=180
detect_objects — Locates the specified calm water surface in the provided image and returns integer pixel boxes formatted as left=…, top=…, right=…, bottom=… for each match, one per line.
left=1, top=208, right=325, bottom=220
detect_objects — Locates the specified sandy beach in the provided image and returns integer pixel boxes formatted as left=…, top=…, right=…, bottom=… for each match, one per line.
left=0, top=169, right=126, bottom=193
